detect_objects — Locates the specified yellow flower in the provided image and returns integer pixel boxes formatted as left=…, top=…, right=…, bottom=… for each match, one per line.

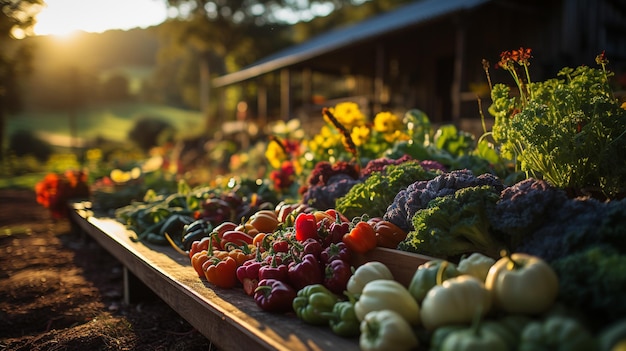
left=265, top=141, right=286, bottom=169
left=383, top=130, right=410, bottom=143
left=316, top=126, right=343, bottom=149
left=327, top=102, right=366, bottom=130
left=373, top=111, right=403, bottom=133
left=350, top=125, right=371, bottom=147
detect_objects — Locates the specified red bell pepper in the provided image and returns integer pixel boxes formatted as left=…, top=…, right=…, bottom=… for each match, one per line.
left=210, top=221, right=238, bottom=250
left=325, top=208, right=349, bottom=223
left=236, top=259, right=263, bottom=296
left=189, top=236, right=212, bottom=259
left=271, top=237, right=290, bottom=253
left=254, top=278, right=297, bottom=313
left=343, top=221, right=377, bottom=254
left=294, top=212, right=318, bottom=242
left=221, top=230, right=254, bottom=249
left=323, top=258, right=353, bottom=295
left=288, top=253, right=323, bottom=290
left=324, top=219, right=351, bottom=247
left=259, top=254, right=289, bottom=283
left=300, top=238, right=323, bottom=259
left=320, top=242, right=351, bottom=264
left=371, top=220, right=407, bottom=248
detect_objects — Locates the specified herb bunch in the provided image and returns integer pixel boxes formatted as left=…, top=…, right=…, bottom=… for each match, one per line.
left=486, top=48, right=626, bottom=199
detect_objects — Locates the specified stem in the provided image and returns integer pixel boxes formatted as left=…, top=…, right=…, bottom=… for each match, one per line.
left=500, top=249, right=521, bottom=270
left=510, top=69, right=526, bottom=106
left=435, top=260, right=449, bottom=286
left=477, top=97, right=488, bottom=135
left=523, top=63, right=533, bottom=100
left=482, top=59, right=493, bottom=91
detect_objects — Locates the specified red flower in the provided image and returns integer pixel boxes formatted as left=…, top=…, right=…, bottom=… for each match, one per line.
left=269, top=161, right=296, bottom=191
left=35, top=170, right=90, bottom=219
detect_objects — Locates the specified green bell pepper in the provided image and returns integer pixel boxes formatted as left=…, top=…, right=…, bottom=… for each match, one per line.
left=429, top=325, right=466, bottom=351
left=481, top=314, right=533, bottom=350
left=292, top=284, right=339, bottom=325
left=408, top=259, right=459, bottom=303
left=326, top=299, right=360, bottom=337
left=359, top=309, right=419, bottom=351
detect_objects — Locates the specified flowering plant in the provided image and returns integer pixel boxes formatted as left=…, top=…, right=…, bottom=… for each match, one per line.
left=302, top=102, right=411, bottom=166
left=264, top=103, right=416, bottom=195
left=485, top=48, right=626, bottom=198
left=35, top=170, right=90, bottom=218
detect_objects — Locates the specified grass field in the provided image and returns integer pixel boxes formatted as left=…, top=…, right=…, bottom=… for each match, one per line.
left=7, top=102, right=206, bottom=147
left=2, top=102, right=206, bottom=189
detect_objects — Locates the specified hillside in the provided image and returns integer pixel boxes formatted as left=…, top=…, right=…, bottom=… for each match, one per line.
left=26, top=27, right=160, bottom=72
left=18, top=27, right=162, bottom=111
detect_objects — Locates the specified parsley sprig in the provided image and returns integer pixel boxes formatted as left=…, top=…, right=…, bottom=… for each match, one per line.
left=484, top=49, right=626, bottom=199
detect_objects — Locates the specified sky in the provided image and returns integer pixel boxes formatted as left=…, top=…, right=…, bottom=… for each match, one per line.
left=34, top=0, right=169, bottom=36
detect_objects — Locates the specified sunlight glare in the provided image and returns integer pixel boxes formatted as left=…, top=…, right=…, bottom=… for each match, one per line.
left=34, top=0, right=168, bottom=36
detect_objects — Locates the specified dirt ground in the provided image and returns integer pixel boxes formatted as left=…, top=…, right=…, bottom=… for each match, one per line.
left=0, top=188, right=216, bottom=351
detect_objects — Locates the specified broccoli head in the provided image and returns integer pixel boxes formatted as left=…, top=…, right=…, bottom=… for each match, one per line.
left=397, top=185, right=505, bottom=260
left=551, top=246, right=626, bottom=330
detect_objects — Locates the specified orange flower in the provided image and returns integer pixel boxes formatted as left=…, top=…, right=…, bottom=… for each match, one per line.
left=35, top=171, right=90, bottom=219
left=516, top=47, right=532, bottom=65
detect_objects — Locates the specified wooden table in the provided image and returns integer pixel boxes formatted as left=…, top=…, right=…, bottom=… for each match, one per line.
left=69, top=200, right=431, bottom=351
left=69, top=202, right=363, bottom=351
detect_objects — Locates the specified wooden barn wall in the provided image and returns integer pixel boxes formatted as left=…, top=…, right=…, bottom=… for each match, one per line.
left=217, top=0, right=626, bottom=131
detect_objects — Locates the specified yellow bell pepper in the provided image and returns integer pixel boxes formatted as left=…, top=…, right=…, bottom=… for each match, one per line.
left=457, top=252, right=496, bottom=282
left=355, top=279, right=420, bottom=326
left=359, top=309, right=419, bottom=351
left=420, top=275, right=492, bottom=330
left=346, top=261, right=394, bottom=296
left=485, top=252, right=558, bottom=315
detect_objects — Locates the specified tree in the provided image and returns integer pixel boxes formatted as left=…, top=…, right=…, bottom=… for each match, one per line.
left=156, top=0, right=343, bottom=125
left=154, top=0, right=412, bottom=126
left=0, top=0, right=43, bottom=159
left=100, top=73, right=131, bottom=102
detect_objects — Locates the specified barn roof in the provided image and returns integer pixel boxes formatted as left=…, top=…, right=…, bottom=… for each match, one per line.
left=212, top=0, right=493, bottom=88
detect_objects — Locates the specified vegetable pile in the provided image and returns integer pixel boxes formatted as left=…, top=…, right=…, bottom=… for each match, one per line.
left=102, top=50, right=626, bottom=350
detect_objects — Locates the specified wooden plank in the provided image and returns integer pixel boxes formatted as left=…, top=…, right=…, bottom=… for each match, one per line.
left=351, top=247, right=431, bottom=287
left=69, top=208, right=361, bottom=351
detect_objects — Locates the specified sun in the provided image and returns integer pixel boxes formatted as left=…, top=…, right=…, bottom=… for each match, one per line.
left=33, top=0, right=168, bottom=37
left=33, top=3, right=85, bottom=37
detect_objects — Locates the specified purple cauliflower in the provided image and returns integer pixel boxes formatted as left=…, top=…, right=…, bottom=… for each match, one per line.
left=383, top=169, right=504, bottom=232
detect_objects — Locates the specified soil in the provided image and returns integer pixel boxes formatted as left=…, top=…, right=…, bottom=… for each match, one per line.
left=0, top=188, right=217, bottom=351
